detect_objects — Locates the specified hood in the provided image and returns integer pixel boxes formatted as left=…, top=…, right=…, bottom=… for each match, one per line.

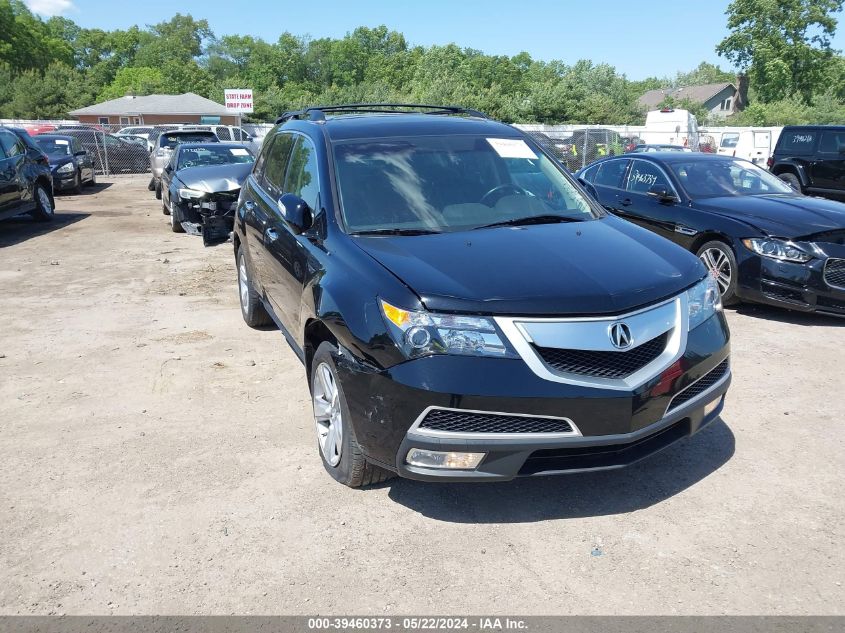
left=352, top=215, right=703, bottom=316
left=694, top=194, right=845, bottom=238
left=175, top=163, right=252, bottom=193
left=47, top=155, right=74, bottom=169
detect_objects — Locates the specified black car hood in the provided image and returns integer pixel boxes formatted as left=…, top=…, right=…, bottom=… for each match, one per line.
left=694, top=194, right=845, bottom=238
left=175, top=163, right=252, bottom=193
left=352, top=215, right=703, bottom=315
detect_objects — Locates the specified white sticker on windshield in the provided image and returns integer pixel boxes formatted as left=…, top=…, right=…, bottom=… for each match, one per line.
left=55, top=140, right=69, bottom=145
left=230, top=148, right=249, bottom=156
left=486, top=138, right=537, bottom=159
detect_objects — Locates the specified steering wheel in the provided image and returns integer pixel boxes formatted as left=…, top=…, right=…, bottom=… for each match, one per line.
left=480, top=183, right=530, bottom=207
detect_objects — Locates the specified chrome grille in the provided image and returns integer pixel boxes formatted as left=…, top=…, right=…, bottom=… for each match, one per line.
left=823, top=259, right=845, bottom=289
left=667, top=359, right=730, bottom=413
left=417, top=409, right=574, bottom=435
left=533, top=332, right=668, bottom=379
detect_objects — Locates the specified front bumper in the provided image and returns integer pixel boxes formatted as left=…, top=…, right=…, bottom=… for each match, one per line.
left=51, top=169, right=77, bottom=190
left=735, top=243, right=845, bottom=316
left=336, top=312, right=730, bottom=481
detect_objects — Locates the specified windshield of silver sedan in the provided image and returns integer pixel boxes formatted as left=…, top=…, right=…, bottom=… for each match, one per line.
left=333, top=135, right=596, bottom=234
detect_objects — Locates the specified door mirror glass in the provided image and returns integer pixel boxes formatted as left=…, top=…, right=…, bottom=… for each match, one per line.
left=646, top=184, right=676, bottom=202
left=278, top=193, right=311, bottom=234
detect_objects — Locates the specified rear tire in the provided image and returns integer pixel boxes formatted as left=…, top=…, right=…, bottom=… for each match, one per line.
left=696, top=240, right=739, bottom=306
left=236, top=246, right=273, bottom=328
left=31, top=183, right=54, bottom=222
left=778, top=172, right=803, bottom=193
left=311, top=342, right=394, bottom=488
left=155, top=181, right=162, bottom=200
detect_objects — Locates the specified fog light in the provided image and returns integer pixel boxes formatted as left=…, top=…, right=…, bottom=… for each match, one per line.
left=704, top=396, right=723, bottom=416
left=405, top=449, right=485, bottom=470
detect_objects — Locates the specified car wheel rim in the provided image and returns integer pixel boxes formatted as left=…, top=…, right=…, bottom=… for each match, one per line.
left=38, top=188, right=53, bottom=215
left=700, top=247, right=732, bottom=295
left=313, top=362, right=343, bottom=467
left=238, top=254, right=250, bottom=312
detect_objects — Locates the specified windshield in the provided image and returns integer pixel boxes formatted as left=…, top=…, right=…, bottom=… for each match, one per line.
left=333, top=135, right=595, bottom=233
left=35, top=137, right=72, bottom=156
left=161, top=133, right=218, bottom=149
left=670, top=159, right=795, bottom=198
left=177, top=145, right=254, bottom=169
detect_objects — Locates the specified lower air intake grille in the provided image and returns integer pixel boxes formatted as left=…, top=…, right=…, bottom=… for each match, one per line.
left=417, top=409, right=574, bottom=435
left=824, top=258, right=845, bottom=288
left=667, top=359, right=730, bottom=413
left=534, top=332, right=668, bottom=379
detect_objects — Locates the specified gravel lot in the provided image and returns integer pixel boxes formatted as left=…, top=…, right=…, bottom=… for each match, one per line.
left=1, top=176, right=843, bottom=615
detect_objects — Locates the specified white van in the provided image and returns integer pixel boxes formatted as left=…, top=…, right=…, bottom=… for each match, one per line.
left=716, top=129, right=773, bottom=165
left=642, top=108, right=700, bottom=151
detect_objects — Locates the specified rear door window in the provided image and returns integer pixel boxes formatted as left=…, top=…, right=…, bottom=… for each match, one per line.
left=594, top=159, right=629, bottom=188
left=779, top=129, right=817, bottom=155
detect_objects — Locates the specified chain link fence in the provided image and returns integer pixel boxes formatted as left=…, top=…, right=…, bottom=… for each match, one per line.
left=1, top=120, right=273, bottom=177
left=517, top=125, right=647, bottom=172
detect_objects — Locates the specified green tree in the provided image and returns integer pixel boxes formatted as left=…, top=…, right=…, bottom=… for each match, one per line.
left=716, top=0, right=844, bottom=102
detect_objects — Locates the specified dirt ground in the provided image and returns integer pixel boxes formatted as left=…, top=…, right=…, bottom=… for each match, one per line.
left=0, top=176, right=843, bottom=615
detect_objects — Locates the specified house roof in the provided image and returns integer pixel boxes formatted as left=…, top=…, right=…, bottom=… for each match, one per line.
left=69, top=93, right=230, bottom=117
left=638, top=82, right=735, bottom=109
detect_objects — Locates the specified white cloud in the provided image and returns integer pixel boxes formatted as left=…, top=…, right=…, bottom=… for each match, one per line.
left=24, top=0, right=77, bottom=16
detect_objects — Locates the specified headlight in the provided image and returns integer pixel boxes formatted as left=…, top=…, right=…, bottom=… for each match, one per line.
left=742, top=238, right=812, bottom=263
left=687, top=275, right=722, bottom=330
left=56, top=162, right=75, bottom=174
left=178, top=188, right=204, bottom=199
left=380, top=299, right=517, bottom=359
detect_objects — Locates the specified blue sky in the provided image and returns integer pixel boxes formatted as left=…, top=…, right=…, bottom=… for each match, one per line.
left=25, top=0, right=845, bottom=79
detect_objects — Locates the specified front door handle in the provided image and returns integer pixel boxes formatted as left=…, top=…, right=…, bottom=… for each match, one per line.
left=243, top=200, right=255, bottom=212
left=265, top=228, right=279, bottom=243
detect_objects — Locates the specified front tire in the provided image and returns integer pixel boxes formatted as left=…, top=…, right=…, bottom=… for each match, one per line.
left=778, top=172, right=803, bottom=193
left=236, top=246, right=273, bottom=328
left=72, top=171, right=82, bottom=194
left=697, top=240, right=738, bottom=306
left=169, top=200, right=185, bottom=233
left=87, top=171, right=96, bottom=187
left=31, top=183, right=54, bottom=222
left=311, top=342, right=393, bottom=488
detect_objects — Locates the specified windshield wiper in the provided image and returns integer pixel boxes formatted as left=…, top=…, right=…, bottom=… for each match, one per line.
left=351, top=228, right=443, bottom=236
left=474, top=215, right=583, bottom=230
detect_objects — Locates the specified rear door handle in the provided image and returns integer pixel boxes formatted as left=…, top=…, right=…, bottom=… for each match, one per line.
left=265, top=228, right=279, bottom=243
left=620, top=198, right=633, bottom=206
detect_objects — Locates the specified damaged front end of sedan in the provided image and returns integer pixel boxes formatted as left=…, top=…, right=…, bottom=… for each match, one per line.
left=179, top=190, right=240, bottom=246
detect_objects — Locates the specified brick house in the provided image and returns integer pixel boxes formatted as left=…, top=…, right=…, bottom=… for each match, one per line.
left=69, top=93, right=237, bottom=126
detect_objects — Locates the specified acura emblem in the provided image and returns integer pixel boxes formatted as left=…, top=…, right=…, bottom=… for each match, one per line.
left=609, top=322, right=633, bottom=349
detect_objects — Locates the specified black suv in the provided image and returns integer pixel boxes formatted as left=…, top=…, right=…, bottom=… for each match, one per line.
left=769, top=125, right=845, bottom=200
left=0, top=127, right=55, bottom=223
left=233, top=104, right=731, bottom=487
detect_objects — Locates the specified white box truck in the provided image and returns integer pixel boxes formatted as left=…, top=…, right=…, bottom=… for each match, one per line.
left=642, top=108, right=700, bottom=150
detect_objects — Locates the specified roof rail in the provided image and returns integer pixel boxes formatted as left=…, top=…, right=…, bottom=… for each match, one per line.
left=275, top=103, right=490, bottom=124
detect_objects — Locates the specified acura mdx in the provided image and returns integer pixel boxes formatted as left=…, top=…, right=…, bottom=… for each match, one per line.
left=233, top=105, right=731, bottom=487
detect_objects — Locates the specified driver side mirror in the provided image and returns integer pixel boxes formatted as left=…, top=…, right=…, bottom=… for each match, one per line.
left=74, top=150, right=87, bottom=157
left=646, top=184, right=677, bottom=203
left=278, top=193, right=312, bottom=234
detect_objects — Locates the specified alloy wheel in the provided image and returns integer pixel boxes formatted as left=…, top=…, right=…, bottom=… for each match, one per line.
left=312, top=362, right=343, bottom=467
left=699, top=247, right=732, bottom=295
left=37, top=187, right=53, bottom=216
left=238, top=254, right=250, bottom=313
